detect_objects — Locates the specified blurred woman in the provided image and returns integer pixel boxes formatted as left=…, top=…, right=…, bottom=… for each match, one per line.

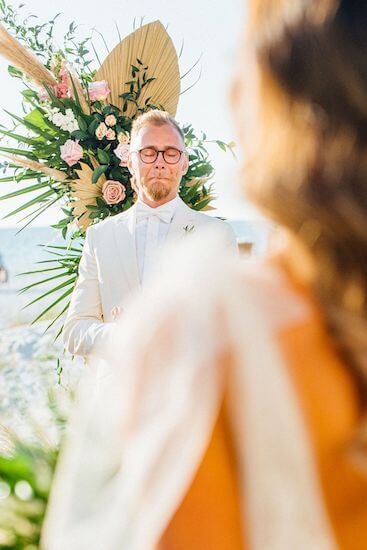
left=42, top=1, right=367, bottom=549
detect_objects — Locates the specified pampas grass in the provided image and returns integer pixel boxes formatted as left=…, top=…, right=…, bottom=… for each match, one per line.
left=0, top=152, right=68, bottom=181
left=0, top=23, right=57, bottom=87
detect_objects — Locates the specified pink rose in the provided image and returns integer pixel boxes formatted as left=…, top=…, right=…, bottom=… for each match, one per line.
left=88, top=80, right=111, bottom=102
left=95, top=122, right=108, bottom=141
left=102, top=180, right=126, bottom=205
left=60, top=139, right=83, bottom=167
left=105, top=114, right=117, bottom=127
left=114, top=143, right=129, bottom=167
left=106, top=128, right=116, bottom=141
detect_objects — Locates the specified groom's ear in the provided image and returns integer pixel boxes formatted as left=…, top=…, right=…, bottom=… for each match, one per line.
left=182, top=152, right=189, bottom=175
left=127, top=153, right=135, bottom=175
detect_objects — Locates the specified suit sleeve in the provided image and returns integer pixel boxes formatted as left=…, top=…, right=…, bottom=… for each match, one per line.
left=62, top=226, right=113, bottom=358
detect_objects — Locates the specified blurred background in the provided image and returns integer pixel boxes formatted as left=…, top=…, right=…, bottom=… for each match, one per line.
left=0, top=0, right=272, bottom=433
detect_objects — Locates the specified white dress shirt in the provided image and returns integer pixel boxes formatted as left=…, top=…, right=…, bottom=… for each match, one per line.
left=134, top=195, right=179, bottom=284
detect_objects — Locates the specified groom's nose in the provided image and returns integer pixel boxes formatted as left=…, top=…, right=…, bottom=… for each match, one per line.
left=154, top=151, right=167, bottom=169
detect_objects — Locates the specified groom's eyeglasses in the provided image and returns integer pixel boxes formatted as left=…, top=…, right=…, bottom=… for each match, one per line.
left=132, top=147, right=184, bottom=165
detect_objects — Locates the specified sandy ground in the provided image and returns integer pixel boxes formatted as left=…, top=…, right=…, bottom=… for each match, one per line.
left=0, top=311, right=83, bottom=444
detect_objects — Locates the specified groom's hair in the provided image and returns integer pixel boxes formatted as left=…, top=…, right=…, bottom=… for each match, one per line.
left=130, top=109, right=185, bottom=146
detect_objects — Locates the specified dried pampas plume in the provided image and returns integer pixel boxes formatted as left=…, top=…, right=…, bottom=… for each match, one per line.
left=0, top=152, right=68, bottom=181
left=0, top=23, right=57, bottom=87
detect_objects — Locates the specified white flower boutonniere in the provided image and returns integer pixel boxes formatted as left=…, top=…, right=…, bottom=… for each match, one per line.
left=183, top=224, right=195, bottom=235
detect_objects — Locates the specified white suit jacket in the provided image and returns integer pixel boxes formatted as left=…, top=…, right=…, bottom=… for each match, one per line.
left=62, top=198, right=238, bottom=358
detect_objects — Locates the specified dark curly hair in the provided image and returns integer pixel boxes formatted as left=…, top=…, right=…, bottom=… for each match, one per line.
left=235, top=0, right=367, bottom=458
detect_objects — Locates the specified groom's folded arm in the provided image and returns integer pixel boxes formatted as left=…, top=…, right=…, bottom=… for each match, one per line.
left=62, top=227, right=113, bottom=358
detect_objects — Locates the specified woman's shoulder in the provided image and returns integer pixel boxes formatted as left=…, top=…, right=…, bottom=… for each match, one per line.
left=151, top=227, right=313, bottom=332
left=238, top=257, right=313, bottom=331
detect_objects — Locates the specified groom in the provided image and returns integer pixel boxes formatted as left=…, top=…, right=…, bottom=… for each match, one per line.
left=63, top=109, right=238, bottom=358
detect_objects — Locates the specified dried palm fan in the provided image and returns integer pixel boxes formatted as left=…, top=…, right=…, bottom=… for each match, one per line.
left=0, top=23, right=57, bottom=87
left=68, top=158, right=106, bottom=231
left=0, top=152, right=68, bottom=181
left=0, top=153, right=104, bottom=230
left=94, top=21, right=180, bottom=118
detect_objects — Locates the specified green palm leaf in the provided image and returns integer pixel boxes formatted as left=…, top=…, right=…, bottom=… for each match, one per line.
left=180, top=182, right=201, bottom=202
left=17, top=266, right=66, bottom=276
left=0, top=181, right=50, bottom=200
left=15, top=196, right=61, bottom=233
left=192, top=197, right=212, bottom=210
left=44, top=301, right=70, bottom=334
left=30, top=286, right=75, bottom=325
left=0, top=145, right=36, bottom=158
left=4, top=110, right=54, bottom=139
left=0, top=172, right=44, bottom=182
left=0, top=128, right=41, bottom=145
left=24, top=276, right=76, bottom=309
left=19, top=271, right=71, bottom=294
left=3, top=188, right=56, bottom=219
left=39, top=244, right=83, bottom=254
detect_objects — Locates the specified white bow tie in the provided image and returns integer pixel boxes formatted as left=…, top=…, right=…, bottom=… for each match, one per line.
left=135, top=202, right=173, bottom=224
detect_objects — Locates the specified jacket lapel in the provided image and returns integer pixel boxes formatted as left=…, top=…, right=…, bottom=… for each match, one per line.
left=166, top=197, right=197, bottom=243
left=111, top=199, right=196, bottom=292
left=112, top=206, right=141, bottom=292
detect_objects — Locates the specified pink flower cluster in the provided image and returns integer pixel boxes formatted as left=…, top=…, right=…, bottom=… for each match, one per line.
left=56, top=65, right=71, bottom=98
left=39, top=63, right=71, bottom=101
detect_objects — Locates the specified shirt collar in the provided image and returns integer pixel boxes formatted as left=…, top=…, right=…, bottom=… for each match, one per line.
left=136, top=195, right=179, bottom=216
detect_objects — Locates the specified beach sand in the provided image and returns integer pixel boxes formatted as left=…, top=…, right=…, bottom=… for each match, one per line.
left=0, top=313, right=83, bottom=443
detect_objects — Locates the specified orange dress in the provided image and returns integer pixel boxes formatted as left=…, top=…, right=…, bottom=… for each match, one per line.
left=158, top=402, right=244, bottom=550
left=159, top=263, right=367, bottom=550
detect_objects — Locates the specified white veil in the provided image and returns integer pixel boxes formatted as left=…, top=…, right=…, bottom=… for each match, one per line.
left=42, top=228, right=338, bottom=550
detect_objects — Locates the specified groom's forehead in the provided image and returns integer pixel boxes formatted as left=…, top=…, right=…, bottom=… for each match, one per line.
left=133, top=124, right=184, bottom=149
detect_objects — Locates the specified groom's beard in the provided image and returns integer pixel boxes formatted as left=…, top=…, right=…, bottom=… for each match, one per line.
left=143, top=177, right=173, bottom=202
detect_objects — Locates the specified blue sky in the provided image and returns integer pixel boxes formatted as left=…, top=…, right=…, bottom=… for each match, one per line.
left=0, top=0, right=258, bottom=227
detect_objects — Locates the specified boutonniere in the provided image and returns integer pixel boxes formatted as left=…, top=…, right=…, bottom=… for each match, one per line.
left=183, top=224, right=195, bottom=235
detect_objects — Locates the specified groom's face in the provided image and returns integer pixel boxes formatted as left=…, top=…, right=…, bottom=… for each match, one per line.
left=128, top=123, right=188, bottom=205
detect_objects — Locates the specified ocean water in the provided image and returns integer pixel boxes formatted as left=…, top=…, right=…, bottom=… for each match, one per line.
left=0, top=220, right=271, bottom=327
left=0, top=220, right=271, bottom=285
left=0, top=227, right=65, bottom=289
left=0, top=227, right=67, bottom=327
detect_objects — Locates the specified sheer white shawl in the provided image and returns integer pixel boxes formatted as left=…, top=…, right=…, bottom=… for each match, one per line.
left=42, top=228, right=338, bottom=550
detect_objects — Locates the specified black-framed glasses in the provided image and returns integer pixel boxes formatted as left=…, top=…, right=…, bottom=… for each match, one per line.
left=132, top=147, right=185, bottom=165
